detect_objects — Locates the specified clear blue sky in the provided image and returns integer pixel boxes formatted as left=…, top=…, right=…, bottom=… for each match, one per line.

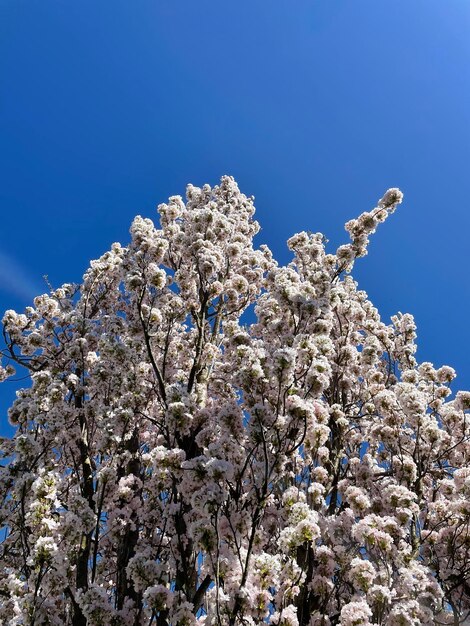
left=1, top=0, right=469, bottom=432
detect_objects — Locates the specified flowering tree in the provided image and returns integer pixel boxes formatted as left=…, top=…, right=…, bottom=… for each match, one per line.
left=1, top=176, right=469, bottom=626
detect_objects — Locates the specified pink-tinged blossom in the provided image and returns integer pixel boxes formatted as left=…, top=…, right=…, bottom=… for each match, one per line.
left=272, top=605, right=299, bottom=626
left=340, top=601, right=372, bottom=625
left=0, top=177, right=469, bottom=625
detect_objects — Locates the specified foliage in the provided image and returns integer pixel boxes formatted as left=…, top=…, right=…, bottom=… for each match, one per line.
left=1, top=177, right=469, bottom=625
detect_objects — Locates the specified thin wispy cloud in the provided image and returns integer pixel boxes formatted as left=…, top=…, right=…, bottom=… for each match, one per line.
left=0, top=251, right=43, bottom=302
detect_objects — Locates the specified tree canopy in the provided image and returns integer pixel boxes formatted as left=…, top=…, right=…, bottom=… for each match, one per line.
left=1, top=177, right=469, bottom=626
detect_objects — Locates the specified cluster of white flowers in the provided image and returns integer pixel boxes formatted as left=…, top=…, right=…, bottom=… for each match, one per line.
left=1, top=177, right=469, bottom=625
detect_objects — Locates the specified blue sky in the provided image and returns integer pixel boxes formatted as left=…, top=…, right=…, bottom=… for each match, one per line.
left=1, top=1, right=469, bottom=430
